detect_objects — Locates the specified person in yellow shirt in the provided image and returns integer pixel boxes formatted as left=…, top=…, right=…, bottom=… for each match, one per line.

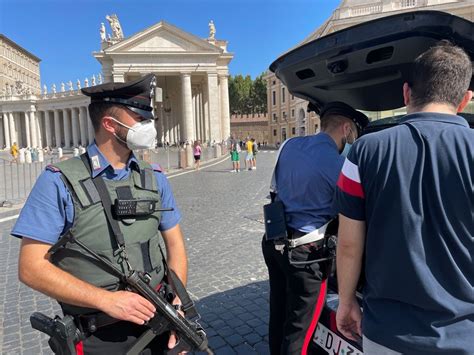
left=10, top=142, right=19, bottom=163
left=245, top=138, right=254, bottom=170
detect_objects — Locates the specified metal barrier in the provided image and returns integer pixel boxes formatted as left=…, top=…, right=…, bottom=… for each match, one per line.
left=0, top=145, right=226, bottom=205
left=0, top=156, right=59, bottom=204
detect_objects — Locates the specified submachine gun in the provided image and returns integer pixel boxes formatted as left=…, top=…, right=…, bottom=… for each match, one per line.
left=30, top=232, right=213, bottom=355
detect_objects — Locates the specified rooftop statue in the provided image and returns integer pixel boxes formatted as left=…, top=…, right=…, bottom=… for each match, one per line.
left=208, top=20, right=216, bottom=40
left=106, top=14, right=124, bottom=39
left=100, top=22, right=106, bottom=42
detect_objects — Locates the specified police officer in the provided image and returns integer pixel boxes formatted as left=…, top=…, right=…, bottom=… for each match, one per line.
left=262, top=102, right=369, bottom=355
left=12, top=74, right=187, bottom=354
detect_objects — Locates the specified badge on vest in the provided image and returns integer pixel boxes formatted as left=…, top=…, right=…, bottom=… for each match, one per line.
left=91, top=155, right=101, bottom=170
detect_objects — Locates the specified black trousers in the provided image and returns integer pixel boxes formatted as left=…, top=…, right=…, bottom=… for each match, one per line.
left=262, top=236, right=325, bottom=355
left=76, top=321, right=168, bottom=355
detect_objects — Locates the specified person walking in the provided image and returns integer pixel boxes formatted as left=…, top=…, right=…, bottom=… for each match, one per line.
left=334, top=42, right=474, bottom=354
left=245, top=138, right=254, bottom=171
left=230, top=141, right=241, bottom=172
left=10, top=141, right=19, bottom=163
left=251, top=138, right=258, bottom=170
left=193, top=140, right=202, bottom=171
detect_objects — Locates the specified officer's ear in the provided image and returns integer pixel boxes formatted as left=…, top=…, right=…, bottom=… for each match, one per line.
left=102, top=116, right=118, bottom=134
left=403, top=82, right=411, bottom=107
left=457, top=90, right=473, bottom=113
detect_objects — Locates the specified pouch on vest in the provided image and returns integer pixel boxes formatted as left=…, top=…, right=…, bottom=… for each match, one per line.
left=263, top=200, right=288, bottom=241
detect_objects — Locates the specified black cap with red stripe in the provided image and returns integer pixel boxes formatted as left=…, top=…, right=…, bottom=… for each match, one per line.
left=81, top=74, right=156, bottom=120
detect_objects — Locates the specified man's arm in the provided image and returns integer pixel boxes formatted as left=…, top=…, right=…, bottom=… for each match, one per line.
left=336, top=214, right=366, bottom=340
left=161, top=224, right=188, bottom=286
left=19, top=238, right=156, bottom=325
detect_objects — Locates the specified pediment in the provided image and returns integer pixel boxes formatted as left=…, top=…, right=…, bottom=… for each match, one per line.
left=105, top=21, right=221, bottom=54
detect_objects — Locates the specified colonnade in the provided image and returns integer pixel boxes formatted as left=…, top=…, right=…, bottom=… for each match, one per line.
left=0, top=106, right=94, bottom=149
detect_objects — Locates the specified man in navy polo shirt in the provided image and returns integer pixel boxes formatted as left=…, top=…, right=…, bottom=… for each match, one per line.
left=334, top=42, right=473, bottom=354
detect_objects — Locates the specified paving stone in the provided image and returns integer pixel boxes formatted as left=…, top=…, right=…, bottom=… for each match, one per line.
left=243, top=332, right=262, bottom=346
left=215, top=345, right=237, bottom=355
left=226, top=334, right=245, bottom=347
left=234, top=343, right=258, bottom=355
left=208, top=335, right=227, bottom=349
left=254, top=341, right=271, bottom=355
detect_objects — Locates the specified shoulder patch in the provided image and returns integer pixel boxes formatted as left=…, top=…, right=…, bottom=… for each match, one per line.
left=46, top=164, right=61, bottom=173
left=151, top=163, right=163, bottom=173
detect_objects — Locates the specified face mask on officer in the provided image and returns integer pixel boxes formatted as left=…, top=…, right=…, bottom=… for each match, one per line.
left=340, top=125, right=356, bottom=157
left=110, top=117, right=157, bottom=150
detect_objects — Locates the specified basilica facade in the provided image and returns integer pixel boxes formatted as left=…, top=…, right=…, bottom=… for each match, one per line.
left=0, top=17, right=233, bottom=149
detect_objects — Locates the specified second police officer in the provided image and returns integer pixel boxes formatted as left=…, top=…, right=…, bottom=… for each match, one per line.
left=13, top=75, right=189, bottom=354
left=262, top=102, right=369, bottom=355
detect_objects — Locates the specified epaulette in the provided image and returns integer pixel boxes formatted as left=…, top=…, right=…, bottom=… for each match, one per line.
left=46, top=164, right=61, bottom=173
left=151, top=163, right=163, bottom=173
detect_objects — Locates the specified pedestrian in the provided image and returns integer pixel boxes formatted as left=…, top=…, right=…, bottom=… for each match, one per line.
left=193, top=140, right=202, bottom=170
left=12, top=74, right=189, bottom=354
left=230, top=141, right=241, bottom=172
left=334, top=42, right=474, bottom=354
left=262, top=101, right=368, bottom=355
left=245, top=138, right=254, bottom=171
left=10, top=141, right=19, bottom=163
left=251, top=138, right=258, bottom=170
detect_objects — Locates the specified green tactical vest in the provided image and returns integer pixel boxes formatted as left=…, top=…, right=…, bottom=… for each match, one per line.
left=50, top=156, right=166, bottom=315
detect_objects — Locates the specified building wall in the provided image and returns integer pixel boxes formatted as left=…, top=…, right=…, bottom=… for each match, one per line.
left=230, top=113, right=269, bottom=144
left=0, top=35, right=41, bottom=96
left=266, top=0, right=473, bottom=141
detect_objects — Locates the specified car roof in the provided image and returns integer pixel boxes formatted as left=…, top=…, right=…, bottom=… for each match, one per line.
left=362, top=112, right=474, bottom=135
left=270, top=11, right=474, bottom=112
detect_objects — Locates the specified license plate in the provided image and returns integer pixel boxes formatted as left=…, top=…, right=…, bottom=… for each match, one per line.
left=313, top=323, right=363, bottom=355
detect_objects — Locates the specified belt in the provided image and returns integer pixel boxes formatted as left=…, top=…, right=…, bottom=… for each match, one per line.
left=287, top=221, right=329, bottom=248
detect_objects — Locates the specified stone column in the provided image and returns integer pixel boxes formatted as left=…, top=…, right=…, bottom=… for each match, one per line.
left=0, top=115, right=4, bottom=149
left=71, top=108, right=79, bottom=147
left=9, top=113, right=17, bottom=145
left=87, top=107, right=94, bottom=144
left=2, top=113, right=10, bottom=148
left=181, top=73, right=194, bottom=142
left=24, top=112, right=31, bottom=147
left=44, top=111, right=52, bottom=148
left=219, top=74, right=231, bottom=141
left=79, top=107, right=87, bottom=146
left=207, top=72, right=220, bottom=142
left=63, top=109, right=71, bottom=148
left=54, top=110, right=61, bottom=147
left=29, top=110, right=38, bottom=148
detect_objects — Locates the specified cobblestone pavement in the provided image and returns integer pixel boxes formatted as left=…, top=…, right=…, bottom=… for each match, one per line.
left=0, top=150, right=279, bottom=354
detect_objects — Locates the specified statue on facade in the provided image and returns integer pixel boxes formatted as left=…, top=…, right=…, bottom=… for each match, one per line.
left=208, top=20, right=216, bottom=40
left=43, top=84, right=47, bottom=95
left=91, top=75, right=96, bottom=86
left=52, top=84, right=56, bottom=94
left=68, top=80, right=73, bottom=91
left=84, top=78, right=89, bottom=88
left=77, top=79, right=81, bottom=90
left=100, top=22, right=107, bottom=42
left=61, top=82, right=65, bottom=92
left=98, top=73, right=103, bottom=84
left=106, top=14, right=124, bottom=39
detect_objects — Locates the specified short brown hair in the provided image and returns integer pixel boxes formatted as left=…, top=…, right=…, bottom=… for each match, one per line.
left=409, top=41, right=472, bottom=109
left=87, top=102, right=122, bottom=132
left=320, top=114, right=357, bottom=133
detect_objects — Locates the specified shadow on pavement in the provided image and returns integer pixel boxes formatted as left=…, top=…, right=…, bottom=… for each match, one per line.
left=194, top=281, right=270, bottom=355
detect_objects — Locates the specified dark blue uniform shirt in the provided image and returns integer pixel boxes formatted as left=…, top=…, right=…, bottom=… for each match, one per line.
left=12, top=143, right=181, bottom=245
left=335, top=113, right=474, bottom=354
left=275, top=132, right=344, bottom=232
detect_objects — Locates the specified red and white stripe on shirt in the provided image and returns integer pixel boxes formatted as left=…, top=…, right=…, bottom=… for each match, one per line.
left=337, top=158, right=365, bottom=198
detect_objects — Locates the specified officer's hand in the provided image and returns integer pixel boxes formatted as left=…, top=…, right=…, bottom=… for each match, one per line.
left=168, top=296, right=187, bottom=354
left=336, top=296, right=362, bottom=341
left=99, top=290, right=156, bottom=325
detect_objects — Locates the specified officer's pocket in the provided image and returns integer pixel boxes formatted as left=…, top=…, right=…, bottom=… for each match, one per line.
left=126, top=236, right=165, bottom=285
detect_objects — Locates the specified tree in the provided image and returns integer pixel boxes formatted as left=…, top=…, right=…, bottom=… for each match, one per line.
left=229, top=73, right=267, bottom=114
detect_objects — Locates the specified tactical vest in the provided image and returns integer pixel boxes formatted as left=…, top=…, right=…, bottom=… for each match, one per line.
left=49, top=156, right=166, bottom=315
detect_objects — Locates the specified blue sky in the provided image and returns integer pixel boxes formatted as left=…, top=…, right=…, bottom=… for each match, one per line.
left=1, top=0, right=341, bottom=88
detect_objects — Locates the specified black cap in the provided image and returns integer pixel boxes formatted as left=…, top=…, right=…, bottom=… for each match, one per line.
left=320, top=101, right=369, bottom=134
left=81, top=74, right=156, bottom=120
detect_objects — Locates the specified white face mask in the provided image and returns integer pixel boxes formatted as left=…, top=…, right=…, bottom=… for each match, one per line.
left=111, top=117, right=157, bottom=150
left=340, top=128, right=355, bottom=157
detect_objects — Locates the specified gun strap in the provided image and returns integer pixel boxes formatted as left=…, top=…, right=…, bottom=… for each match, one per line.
left=167, top=268, right=198, bottom=319
left=80, top=153, right=125, bottom=249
